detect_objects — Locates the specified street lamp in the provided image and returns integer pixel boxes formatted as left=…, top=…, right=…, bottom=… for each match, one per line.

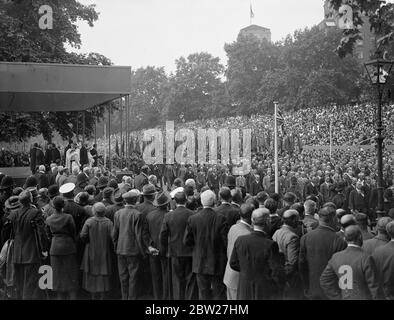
left=364, top=58, right=394, bottom=218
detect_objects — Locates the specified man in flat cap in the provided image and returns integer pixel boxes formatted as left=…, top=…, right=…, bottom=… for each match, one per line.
left=112, top=190, right=157, bottom=300
left=336, top=214, right=357, bottom=241
left=320, top=225, right=379, bottom=300
left=363, top=217, right=392, bottom=255
left=7, top=190, right=47, bottom=299
left=273, top=209, right=302, bottom=299
left=372, top=221, right=394, bottom=299
left=229, top=208, right=285, bottom=300
left=184, top=190, right=228, bottom=300
left=299, top=206, right=347, bottom=299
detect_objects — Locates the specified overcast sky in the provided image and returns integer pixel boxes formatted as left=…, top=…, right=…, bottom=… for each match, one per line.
left=71, top=0, right=325, bottom=72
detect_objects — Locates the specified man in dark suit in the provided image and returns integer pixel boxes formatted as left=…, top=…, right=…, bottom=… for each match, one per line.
left=303, top=200, right=318, bottom=233
left=146, top=192, right=171, bottom=300
left=160, top=191, right=195, bottom=300
left=7, top=190, right=46, bottom=299
left=79, top=143, right=89, bottom=169
left=299, top=206, right=347, bottom=299
left=230, top=208, right=285, bottom=300
left=90, top=144, right=98, bottom=167
left=134, top=165, right=149, bottom=192
left=112, top=191, right=157, bottom=300
left=184, top=190, right=228, bottom=300
left=303, top=177, right=320, bottom=204
left=35, top=165, right=50, bottom=189
left=29, top=144, right=37, bottom=174
left=372, top=221, right=394, bottom=300
left=215, top=187, right=240, bottom=229
left=320, top=225, right=380, bottom=300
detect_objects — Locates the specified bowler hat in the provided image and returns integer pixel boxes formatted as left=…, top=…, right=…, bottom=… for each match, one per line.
left=97, top=177, right=109, bottom=189
left=108, top=179, right=118, bottom=189
left=0, top=176, right=14, bottom=190
left=48, top=185, right=60, bottom=199
left=153, top=191, right=171, bottom=207
left=142, top=184, right=156, bottom=196
left=113, top=190, right=124, bottom=204
left=23, top=176, right=37, bottom=189
left=76, top=173, right=88, bottom=187
left=75, top=192, right=90, bottom=206
left=5, top=196, right=21, bottom=210
left=103, top=187, right=114, bottom=199
left=224, top=176, right=236, bottom=188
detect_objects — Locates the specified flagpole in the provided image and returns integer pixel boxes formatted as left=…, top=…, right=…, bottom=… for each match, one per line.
left=329, top=119, right=333, bottom=161
left=274, top=101, right=279, bottom=194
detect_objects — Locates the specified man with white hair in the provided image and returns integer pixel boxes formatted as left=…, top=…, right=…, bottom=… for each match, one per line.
left=184, top=190, right=228, bottom=300
left=229, top=208, right=285, bottom=299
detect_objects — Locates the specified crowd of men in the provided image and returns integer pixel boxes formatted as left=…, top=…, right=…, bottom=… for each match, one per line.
left=0, top=152, right=393, bottom=300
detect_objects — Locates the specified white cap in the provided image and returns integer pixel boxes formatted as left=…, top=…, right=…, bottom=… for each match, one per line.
left=59, top=183, right=75, bottom=194
left=170, top=187, right=184, bottom=199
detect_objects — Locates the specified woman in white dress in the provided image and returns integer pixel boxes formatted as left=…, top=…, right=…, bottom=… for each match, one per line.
left=66, top=143, right=81, bottom=171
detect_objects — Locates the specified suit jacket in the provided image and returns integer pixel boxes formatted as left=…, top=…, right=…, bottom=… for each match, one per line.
left=230, top=231, right=285, bottom=300
left=363, top=234, right=390, bottom=255
left=299, top=225, right=347, bottom=299
left=223, top=220, right=252, bottom=289
left=159, top=206, right=194, bottom=257
left=320, top=182, right=332, bottom=204
left=273, top=224, right=300, bottom=276
left=79, top=146, right=89, bottom=166
left=146, top=207, right=167, bottom=255
left=112, top=205, right=149, bottom=256
left=36, top=172, right=50, bottom=189
left=184, top=207, right=228, bottom=275
left=136, top=200, right=155, bottom=219
left=320, top=246, right=380, bottom=300
left=349, top=189, right=369, bottom=214
left=303, top=182, right=319, bottom=201
left=372, top=241, right=394, bottom=300
left=302, top=215, right=319, bottom=233
left=214, top=203, right=240, bottom=230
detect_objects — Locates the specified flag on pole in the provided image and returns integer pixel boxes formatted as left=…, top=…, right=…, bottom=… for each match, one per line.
left=276, top=106, right=286, bottom=135
left=250, top=3, right=255, bottom=19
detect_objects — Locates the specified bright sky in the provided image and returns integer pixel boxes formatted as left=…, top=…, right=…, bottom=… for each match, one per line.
left=71, top=0, right=325, bottom=72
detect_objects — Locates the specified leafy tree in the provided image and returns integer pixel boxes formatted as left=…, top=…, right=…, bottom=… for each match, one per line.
left=164, top=52, right=225, bottom=122
left=0, top=0, right=114, bottom=142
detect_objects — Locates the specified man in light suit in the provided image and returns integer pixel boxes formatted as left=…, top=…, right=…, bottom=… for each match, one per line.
left=223, top=203, right=253, bottom=300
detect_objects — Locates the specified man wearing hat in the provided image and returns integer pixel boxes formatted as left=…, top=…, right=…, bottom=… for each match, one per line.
left=112, top=190, right=156, bottom=300
left=184, top=190, right=228, bottom=300
left=102, top=187, right=115, bottom=207
left=94, top=176, right=109, bottom=203
left=136, top=184, right=156, bottom=218
left=7, top=190, right=46, bottom=299
left=74, top=172, right=89, bottom=195
left=105, top=189, right=125, bottom=223
left=146, top=191, right=171, bottom=300
left=331, top=181, right=347, bottom=211
left=134, top=165, right=149, bottom=192
left=0, top=175, right=14, bottom=221
left=42, top=185, right=59, bottom=219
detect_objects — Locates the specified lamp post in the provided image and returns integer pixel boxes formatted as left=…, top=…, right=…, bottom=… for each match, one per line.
left=364, top=58, right=394, bottom=218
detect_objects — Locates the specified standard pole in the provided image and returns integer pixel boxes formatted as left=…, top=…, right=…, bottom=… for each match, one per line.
left=120, top=99, right=123, bottom=159
left=376, top=81, right=384, bottom=217
left=82, top=111, right=86, bottom=145
left=274, top=101, right=279, bottom=194
left=329, top=119, right=332, bottom=161
left=126, top=95, right=129, bottom=169
left=108, top=105, right=112, bottom=171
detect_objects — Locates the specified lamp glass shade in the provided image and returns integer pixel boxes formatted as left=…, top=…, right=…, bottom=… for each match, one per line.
left=364, top=59, right=394, bottom=85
